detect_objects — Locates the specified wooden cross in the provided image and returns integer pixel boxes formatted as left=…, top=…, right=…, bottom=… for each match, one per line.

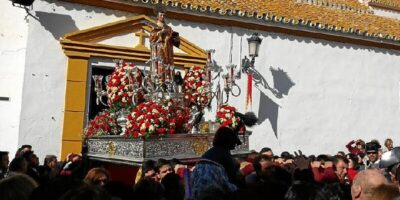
left=134, top=29, right=149, bottom=50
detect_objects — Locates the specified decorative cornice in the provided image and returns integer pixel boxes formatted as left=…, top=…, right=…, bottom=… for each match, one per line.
left=296, top=0, right=372, bottom=14
left=62, top=0, right=400, bottom=50
left=369, top=0, right=400, bottom=12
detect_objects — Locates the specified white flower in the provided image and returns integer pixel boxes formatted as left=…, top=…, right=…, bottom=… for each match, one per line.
left=149, top=125, right=155, bottom=132
left=112, top=87, right=118, bottom=93
left=112, top=79, right=117, bottom=83
left=225, top=113, right=231, bottom=118
left=140, top=123, right=146, bottom=130
left=152, top=109, right=159, bottom=114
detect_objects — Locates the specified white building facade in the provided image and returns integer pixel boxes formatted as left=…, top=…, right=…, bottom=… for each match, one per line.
left=1, top=0, right=400, bottom=161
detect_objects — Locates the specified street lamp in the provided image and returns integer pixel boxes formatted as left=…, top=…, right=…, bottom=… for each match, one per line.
left=248, top=32, right=262, bottom=58
left=242, top=33, right=262, bottom=74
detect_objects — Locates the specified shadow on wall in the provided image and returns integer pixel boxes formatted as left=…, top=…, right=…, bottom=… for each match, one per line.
left=35, top=11, right=79, bottom=39
left=257, top=67, right=295, bottom=138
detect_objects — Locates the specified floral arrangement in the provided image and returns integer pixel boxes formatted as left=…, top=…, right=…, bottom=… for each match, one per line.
left=106, top=62, right=144, bottom=111
left=216, top=105, right=240, bottom=129
left=125, top=101, right=173, bottom=138
left=183, top=66, right=210, bottom=108
left=164, top=99, right=191, bottom=133
left=216, top=105, right=246, bottom=134
left=84, top=111, right=119, bottom=138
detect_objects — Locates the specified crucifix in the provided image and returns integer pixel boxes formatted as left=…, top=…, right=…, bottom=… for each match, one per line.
left=134, top=29, right=149, bottom=50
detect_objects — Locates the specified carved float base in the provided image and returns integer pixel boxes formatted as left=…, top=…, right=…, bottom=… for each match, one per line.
left=86, top=133, right=250, bottom=166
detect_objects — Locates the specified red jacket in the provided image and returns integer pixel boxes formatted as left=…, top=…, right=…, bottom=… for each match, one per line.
left=346, top=141, right=364, bottom=155
left=311, top=167, right=338, bottom=183
left=347, top=168, right=358, bottom=183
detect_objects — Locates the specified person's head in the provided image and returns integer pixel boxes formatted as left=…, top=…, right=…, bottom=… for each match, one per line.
left=370, top=183, right=400, bottom=200
left=316, top=154, right=331, bottom=166
left=67, top=153, right=82, bottom=163
left=213, top=126, right=239, bottom=150
left=21, top=145, right=32, bottom=154
left=333, top=155, right=349, bottom=180
left=9, top=156, right=28, bottom=174
left=44, top=155, right=58, bottom=169
left=260, top=147, right=273, bottom=157
left=84, top=168, right=110, bottom=187
left=0, top=151, right=9, bottom=170
left=157, top=159, right=173, bottom=181
left=285, top=181, right=324, bottom=200
left=366, top=142, right=380, bottom=163
left=356, top=139, right=366, bottom=150
left=280, top=152, right=294, bottom=162
left=22, top=151, right=39, bottom=168
left=142, top=160, right=159, bottom=182
left=347, top=153, right=359, bottom=170
left=161, top=173, right=184, bottom=200
left=351, top=169, right=387, bottom=200
left=15, top=145, right=32, bottom=158
left=253, top=155, right=274, bottom=179
left=134, top=176, right=165, bottom=200
left=246, top=151, right=260, bottom=163
left=337, top=151, right=346, bottom=157
left=385, top=138, right=394, bottom=151
left=0, top=174, right=38, bottom=200
left=170, top=158, right=182, bottom=168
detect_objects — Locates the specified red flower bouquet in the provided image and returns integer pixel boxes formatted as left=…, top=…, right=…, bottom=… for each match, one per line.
left=84, top=111, right=119, bottom=138
left=106, top=62, right=144, bottom=111
left=216, top=105, right=245, bottom=133
left=164, top=99, right=191, bottom=133
left=125, top=101, right=172, bottom=138
left=183, top=66, right=210, bottom=108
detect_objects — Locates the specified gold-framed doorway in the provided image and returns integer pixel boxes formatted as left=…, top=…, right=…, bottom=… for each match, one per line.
left=60, top=15, right=207, bottom=159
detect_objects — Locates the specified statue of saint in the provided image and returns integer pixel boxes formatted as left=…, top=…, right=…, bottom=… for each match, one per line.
left=150, top=10, right=180, bottom=82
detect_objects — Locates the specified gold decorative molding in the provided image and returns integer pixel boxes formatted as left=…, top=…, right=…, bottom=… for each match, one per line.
left=192, top=139, right=209, bottom=156
left=107, top=141, right=117, bottom=156
left=61, top=15, right=207, bottom=67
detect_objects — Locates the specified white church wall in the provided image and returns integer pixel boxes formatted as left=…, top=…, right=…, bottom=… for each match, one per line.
left=0, top=1, right=29, bottom=158
left=170, top=19, right=400, bottom=156
left=372, top=7, right=400, bottom=20
left=18, top=0, right=136, bottom=161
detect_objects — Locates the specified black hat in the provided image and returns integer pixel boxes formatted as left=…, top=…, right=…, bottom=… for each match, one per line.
left=366, top=142, right=380, bottom=153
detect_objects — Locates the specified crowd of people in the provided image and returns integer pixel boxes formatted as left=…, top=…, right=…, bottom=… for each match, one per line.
left=0, top=128, right=399, bottom=200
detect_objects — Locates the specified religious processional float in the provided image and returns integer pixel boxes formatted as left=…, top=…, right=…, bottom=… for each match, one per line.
left=84, top=10, right=256, bottom=165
